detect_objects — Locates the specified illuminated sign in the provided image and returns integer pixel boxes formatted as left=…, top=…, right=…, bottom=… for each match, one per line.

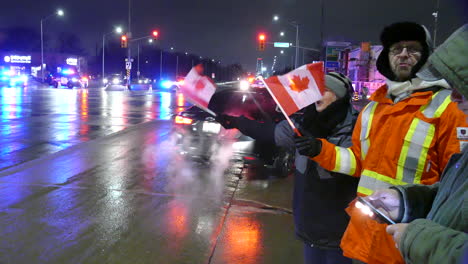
left=4, top=55, right=31, bottom=64
left=66, top=58, right=78, bottom=66
left=273, top=42, right=291, bottom=48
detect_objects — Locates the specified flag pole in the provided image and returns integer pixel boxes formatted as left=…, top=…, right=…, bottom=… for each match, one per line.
left=258, top=76, right=302, bottom=136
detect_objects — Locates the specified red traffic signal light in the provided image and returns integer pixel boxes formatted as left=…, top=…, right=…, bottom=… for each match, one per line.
left=152, top=30, right=159, bottom=40
left=121, top=35, right=128, bottom=48
left=258, top=34, right=266, bottom=51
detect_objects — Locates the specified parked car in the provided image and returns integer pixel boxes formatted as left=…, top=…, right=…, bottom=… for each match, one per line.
left=172, top=84, right=295, bottom=177
left=103, top=74, right=124, bottom=87
left=51, top=69, right=87, bottom=88
left=0, top=67, right=28, bottom=87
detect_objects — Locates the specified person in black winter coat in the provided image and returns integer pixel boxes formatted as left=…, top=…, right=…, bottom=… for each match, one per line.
left=215, top=72, right=359, bottom=264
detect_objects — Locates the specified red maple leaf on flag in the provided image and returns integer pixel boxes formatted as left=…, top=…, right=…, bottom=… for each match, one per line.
left=195, top=79, right=206, bottom=90
left=289, top=75, right=310, bottom=92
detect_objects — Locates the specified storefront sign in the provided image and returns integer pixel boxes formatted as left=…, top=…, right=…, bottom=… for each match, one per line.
left=4, top=55, right=31, bottom=64
left=66, top=58, right=78, bottom=66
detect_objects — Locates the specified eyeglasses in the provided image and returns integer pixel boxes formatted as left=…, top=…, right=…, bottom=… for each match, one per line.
left=389, top=45, right=422, bottom=56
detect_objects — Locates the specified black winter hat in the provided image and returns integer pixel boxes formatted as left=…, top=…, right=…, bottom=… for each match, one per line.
left=376, top=22, right=433, bottom=81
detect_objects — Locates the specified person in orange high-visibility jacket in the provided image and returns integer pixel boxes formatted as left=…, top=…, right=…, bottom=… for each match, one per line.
left=294, top=21, right=468, bottom=264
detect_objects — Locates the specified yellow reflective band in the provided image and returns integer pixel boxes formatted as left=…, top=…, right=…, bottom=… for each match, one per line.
left=396, top=119, right=420, bottom=181
left=362, top=169, right=407, bottom=186
left=333, top=146, right=357, bottom=175
left=357, top=186, right=373, bottom=196
left=335, top=146, right=342, bottom=172
left=361, top=102, right=378, bottom=160
left=414, top=124, right=436, bottom=183
left=348, top=148, right=357, bottom=176
left=433, top=96, right=451, bottom=118
left=366, top=103, right=378, bottom=139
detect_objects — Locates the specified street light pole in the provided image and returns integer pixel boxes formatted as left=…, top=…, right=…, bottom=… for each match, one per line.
left=40, top=19, right=44, bottom=82
left=274, top=16, right=300, bottom=68
left=102, top=27, right=122, bottom=82
left=432, top=0, right=440, bottom=47
left=160, top=50, right=163, bottom=80
left=137, top=43, right=140, bottom=80
left=176, top=55, right=179, bottom=78
left=126, top=0, right=132, bottom=89
left=294, top=22, right=299, bottom=68
left=102, top=34, right=105, bottom=80
left=40, top=9, right=64, bottom=82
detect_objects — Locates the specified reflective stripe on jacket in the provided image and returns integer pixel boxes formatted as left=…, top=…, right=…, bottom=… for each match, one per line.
left=312, top=85, right=468, bottom=264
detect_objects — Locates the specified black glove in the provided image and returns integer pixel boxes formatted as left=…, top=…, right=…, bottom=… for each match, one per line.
left=294, top=129, right=322, bottom=157
left=215, top=114, right=239, bottom=129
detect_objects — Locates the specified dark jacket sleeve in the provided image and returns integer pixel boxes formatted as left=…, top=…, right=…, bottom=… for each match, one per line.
left=391, top=183, right=439, bottom=223
left=400, top=219, right=468, bottom=264
left=234, top=116, right=276, bottom=144
left=273, top=120, right=295, bottom=148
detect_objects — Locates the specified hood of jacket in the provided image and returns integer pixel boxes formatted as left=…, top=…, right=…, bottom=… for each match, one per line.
left=376, top=22, right=433, bottom=81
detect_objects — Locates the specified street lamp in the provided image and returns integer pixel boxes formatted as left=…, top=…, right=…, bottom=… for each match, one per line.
left=102, top=26, right=123, bottom=81
left=273, top=15, right=300, bottom=68
left=280, top=31, right=285, bottom=37
left=40, top=9, right=64, bottom=82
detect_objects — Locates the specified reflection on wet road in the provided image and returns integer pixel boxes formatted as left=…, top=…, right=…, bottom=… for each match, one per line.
left=0, top=84, right=183, bottom=171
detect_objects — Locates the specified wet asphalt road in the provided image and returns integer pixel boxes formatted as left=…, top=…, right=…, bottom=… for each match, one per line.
left=0, top=81, right=303, bottom=264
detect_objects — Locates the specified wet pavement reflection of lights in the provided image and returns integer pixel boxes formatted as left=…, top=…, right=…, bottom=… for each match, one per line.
left=224, top=216, right=261, bottom=264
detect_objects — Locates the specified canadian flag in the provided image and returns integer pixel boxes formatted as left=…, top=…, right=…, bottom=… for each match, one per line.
left=179, top=64, right=217, bottom=109
left=264, top=62, right=325, bottom=116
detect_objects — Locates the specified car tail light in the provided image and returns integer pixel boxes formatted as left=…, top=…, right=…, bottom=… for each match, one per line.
left=244, top=156, right=257, bottom=161
left=174, top=115, right=193, bottom=125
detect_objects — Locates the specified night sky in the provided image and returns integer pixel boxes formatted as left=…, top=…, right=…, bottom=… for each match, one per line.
left=1, top=0, right=466, bottom=71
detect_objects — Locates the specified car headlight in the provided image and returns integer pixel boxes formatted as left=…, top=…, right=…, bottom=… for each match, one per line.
left=239, top=80, right=249, bottom=91
left=112, top=78, right=120, bottom=84
left=103, top=78, right=109, bottom=84
left=72, top=78, right=78, bottom=82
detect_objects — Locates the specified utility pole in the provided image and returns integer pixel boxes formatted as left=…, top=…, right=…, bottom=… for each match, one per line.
left=175, top=55, right=179, bottom=78
left=320, top=0, right=325, bottom=61
left=126, top=0, right=132, bottom=90
left=137, top=43, right=140, bottom=80
left=432, top=0, right=440, bottom=47
left=160, top=50, right=163, bottom=80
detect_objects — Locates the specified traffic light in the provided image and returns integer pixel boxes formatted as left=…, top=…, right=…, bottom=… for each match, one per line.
left=258, top=34, right=266, bottom=51
left=121, top=35, right=128, bottom=48
left=152, top=30, right=159, bottom=41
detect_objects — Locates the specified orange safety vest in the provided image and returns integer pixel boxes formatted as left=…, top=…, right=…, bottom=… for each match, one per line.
left=312, top=85, right=468, bottom=264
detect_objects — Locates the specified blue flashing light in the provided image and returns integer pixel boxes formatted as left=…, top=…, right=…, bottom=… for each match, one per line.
left=1, top=70, right=12, bottom=77
left=161, top=80, right=173, bottom=89
left=62, top=69, right=75, bottom=75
